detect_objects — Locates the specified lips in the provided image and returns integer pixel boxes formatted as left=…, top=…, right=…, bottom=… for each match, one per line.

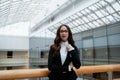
left=62, top=36, right=66, bottom=38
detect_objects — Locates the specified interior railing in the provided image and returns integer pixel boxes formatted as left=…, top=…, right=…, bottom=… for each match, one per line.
left=0, top=64, right=120, bottom=79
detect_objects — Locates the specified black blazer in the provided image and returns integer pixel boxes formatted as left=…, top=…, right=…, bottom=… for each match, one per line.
left=48, top=45, right=81, bottom=80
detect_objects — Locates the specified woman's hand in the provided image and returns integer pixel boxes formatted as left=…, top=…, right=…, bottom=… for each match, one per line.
left=66, top=44, right=74, bottom=51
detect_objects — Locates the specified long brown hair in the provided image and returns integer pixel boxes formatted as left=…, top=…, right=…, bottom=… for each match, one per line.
left=51, top=24, right=75, bottom=53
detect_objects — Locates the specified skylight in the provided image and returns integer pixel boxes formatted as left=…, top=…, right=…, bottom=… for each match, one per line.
left=48, top=0, right=120, bottom=34
left=0, top=0, right=69, bottom=37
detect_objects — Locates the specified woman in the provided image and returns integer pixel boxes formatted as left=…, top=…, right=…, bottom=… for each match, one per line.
left=48, top=24, right=81, bottom=80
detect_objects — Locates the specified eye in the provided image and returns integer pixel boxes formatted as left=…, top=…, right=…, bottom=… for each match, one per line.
left=60, top=30, right=68, bottom=33
left=64, top=30, right=68, bottom=32
left=60, top=30, right=63, bottom=33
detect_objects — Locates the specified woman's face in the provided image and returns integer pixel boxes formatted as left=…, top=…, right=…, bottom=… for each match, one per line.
left=60, top=26, right=69, bottom=42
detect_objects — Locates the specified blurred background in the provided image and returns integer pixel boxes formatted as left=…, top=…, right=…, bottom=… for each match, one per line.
left=0, top=0, right=120, bottom=80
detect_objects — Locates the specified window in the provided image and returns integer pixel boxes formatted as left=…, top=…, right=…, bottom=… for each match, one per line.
left=7, top=51, right=13, bottom=58
left=7, top=67, right=12, bottom=70
left=41, top=51, right=44, bottom=58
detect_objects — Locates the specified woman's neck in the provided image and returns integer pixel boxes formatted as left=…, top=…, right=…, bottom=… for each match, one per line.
left=61, top=40, right=68, bottom=45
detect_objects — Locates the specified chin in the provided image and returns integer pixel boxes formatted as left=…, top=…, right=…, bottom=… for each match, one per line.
left=62, top=39, right=67, bottom=41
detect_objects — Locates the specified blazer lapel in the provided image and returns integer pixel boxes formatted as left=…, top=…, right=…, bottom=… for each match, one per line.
left=58, top=51, right=70, bottom=66
left=62, top=52, right=69, bottom=66
left=58, top=52, right=62, bottom=66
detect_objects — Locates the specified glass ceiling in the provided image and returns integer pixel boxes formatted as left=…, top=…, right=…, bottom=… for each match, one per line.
left=0, top=0, right=69, bottom=36
left=0, top=0, right=120, bottom=37
left=48, top=0, right=120, bottom=34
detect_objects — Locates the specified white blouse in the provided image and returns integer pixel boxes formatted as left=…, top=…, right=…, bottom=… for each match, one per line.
left=60, top=41, right=74, bottom=71
left=60, top=41, right=68, bottom=65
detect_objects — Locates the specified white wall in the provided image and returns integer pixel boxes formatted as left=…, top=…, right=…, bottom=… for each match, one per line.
left=0, top=51, right=28, bottom=58
left=0, top=51, right=6, bottom=58
left=13, top=51, right=28, bottom=58
left=0, top=35, right=29, bottom=51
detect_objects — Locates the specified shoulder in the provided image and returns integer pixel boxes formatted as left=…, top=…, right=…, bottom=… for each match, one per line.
left=49, top=44, right=56, bottom=53
left=50, top=44, right=56, bottom=49
left=72, top=45, right=79, bottom=52
left=72, top=45, right=78, bottom=49
left=49, top=44, right=54, bottom=51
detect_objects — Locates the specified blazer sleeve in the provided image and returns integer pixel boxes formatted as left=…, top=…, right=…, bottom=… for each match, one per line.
left=48, top=47, right=69, bottom=72
left=68, top=46, right=81, bottom=69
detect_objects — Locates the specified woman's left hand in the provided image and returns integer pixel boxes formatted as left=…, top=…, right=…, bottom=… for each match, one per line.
left=66, top=44, right=74, bottom=51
